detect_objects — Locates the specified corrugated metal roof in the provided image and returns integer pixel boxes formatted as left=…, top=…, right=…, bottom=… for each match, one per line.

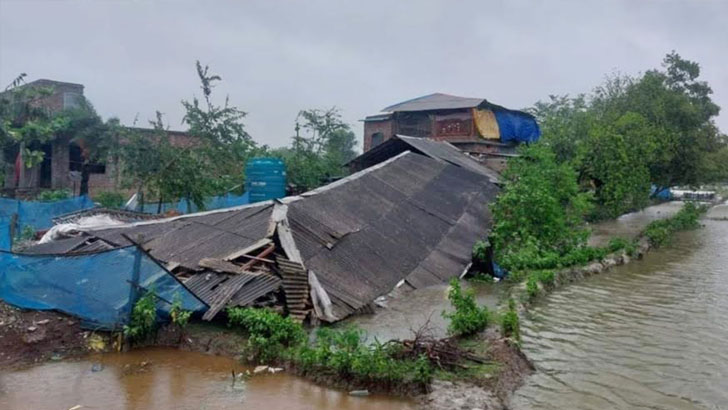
left=28, top=153, right=498, bottom=323
left=346, top=135, right=501, bottom=184
left=51, top=203, right=275, bottom=270
left=382, top=93, right=485, bottom=112
left=184, top=271, right=281, bottom=309
left=287, top=152, right=498, bottom=318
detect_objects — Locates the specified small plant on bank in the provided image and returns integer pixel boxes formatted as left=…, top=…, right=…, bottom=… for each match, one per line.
left=526, top=273, right=540, bottom=301
left=170, top=295, right=192, bottom=329
left=443, top=279, right=489, bottom=337
left=501, top=298, right=520, bottom=342
left=124, top=290, right=158, bottom=343
left=227, top=307, right=306, bottom=363
left=536, top=270, right=555, bottom=289
left=294, top=326, right=433, bottom=387
left=468, top=271, right=495, bottom=283
left=644, top=202, right=706, bottom=247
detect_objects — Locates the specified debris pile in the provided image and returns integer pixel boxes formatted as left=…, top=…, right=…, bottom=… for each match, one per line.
left=23, top=151, right=499, bottom=324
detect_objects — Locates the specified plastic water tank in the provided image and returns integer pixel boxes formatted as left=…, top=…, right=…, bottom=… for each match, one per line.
left=245, top=158, right=287, bottom=203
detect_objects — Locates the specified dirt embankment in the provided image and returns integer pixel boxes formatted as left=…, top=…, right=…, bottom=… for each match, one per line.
left=0, top=301, right=248, bottom=370
left=418, top=330, right=534, bottom=410
left=0, top=301, right=101, bottom=370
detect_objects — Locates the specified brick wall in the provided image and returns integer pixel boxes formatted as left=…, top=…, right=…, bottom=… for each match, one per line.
left=363, top=119, right=394, bottom=152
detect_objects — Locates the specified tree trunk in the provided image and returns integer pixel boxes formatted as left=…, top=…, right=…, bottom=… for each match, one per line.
left=79, top=163, right=90, bottom=196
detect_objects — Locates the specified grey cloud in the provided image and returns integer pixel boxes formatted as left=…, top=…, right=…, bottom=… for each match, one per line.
left=1, top=0, right=726, bottom=149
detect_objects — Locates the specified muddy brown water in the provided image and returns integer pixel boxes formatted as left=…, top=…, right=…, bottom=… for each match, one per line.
left=0, top=348, right=415, bottom=410
left=511, top=214, right=728, bottom=409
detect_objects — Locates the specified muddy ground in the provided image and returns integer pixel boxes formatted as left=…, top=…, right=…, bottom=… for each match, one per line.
left=418, top=329, right=534, bottom=410
left=0, top=301, right=93, bottom=369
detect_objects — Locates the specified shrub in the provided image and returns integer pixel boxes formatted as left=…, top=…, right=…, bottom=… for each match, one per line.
left=472, top=240, right=489, bottom=263
left=295, top=327, right=432, bottom=386
left=490, top=144, right=593, bottom=272
left=644, top=202, right=706, bottom=246
left=537, top=270, right=555, bottom=288
left=15, top=225, right=36, bottom=243
left=36, top=189, right=71, bottom=201
left=124, top=290, right=158, bottom=343
left=94, top=191, right=126, bottom=208
left=227, top=307, right=306, bottom=363
left=501, top=298, right=520, bottom=341
left=170, top=295, right=192, bottom=329
left=607, top=237, right=629, bottom=253
left=526, top=273, right=540, bottom=301
left=468, top=272, right=494, bottom=283
left=443, top=279, right=489, bottom=337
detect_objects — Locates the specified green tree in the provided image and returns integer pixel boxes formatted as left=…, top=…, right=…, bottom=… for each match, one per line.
left=181, top=61, right=258, bottom=186
left=0, top=74, right=67, bottom=170
left=274, top=107, right=356, bottom=192
left=54, top=99, right=116, bottom=195
left=490, top=144, right=593, bottom=268
left=531, top=52, right=726, bottom=218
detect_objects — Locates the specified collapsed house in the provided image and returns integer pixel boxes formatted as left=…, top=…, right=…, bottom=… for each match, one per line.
left=25, top=150, right=499, bottom=323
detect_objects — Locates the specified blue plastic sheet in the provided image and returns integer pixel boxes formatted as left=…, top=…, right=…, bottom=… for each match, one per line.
left=138, top=192, right=249, bottom=214
left=0, top=217, right=10, bottom=251
left=494, top=110, right=541, bottom=143
left=0, top=247, right=207, bottom=329
left=650, top=185, right=672, bottom=200
left=0, top=195, right=95, bottom=231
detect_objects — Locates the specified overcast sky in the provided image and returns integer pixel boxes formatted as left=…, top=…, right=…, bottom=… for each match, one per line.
left=1, top=0, right=726, bottom=149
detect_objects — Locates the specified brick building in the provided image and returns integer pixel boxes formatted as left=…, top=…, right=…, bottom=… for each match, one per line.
left=362, top=93, right=540, bottom=171
left=1, top=79, right=194, bottom=197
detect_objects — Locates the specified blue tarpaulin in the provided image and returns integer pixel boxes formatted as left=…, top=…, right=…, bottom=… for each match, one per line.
left=0, top=247, right=207, bottom=329
left=138, top=192, right=250, bottom=214
left=494, top=110, right=541, bottom=144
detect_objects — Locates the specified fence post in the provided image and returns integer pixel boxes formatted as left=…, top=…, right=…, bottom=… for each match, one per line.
left=127, top=242, right=143, bottom=321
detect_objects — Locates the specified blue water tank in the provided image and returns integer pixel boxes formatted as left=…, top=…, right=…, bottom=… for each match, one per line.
left=246, top=158, right=287, bottom=203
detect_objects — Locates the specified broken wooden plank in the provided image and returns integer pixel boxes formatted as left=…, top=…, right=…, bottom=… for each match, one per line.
left=240, top=244, right=276, bottom=271
left=199, top=258, right=249, bottom=275
left=223, top=238, right=272, bottom=262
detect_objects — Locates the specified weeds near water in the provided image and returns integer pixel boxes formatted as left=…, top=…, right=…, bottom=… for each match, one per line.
left=644, top=202, right=706, bottom=246
left=443, top=279, right=490, bottom=337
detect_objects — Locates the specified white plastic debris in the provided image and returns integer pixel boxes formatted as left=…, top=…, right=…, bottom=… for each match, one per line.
left=39, top=215, right=125, bottom=244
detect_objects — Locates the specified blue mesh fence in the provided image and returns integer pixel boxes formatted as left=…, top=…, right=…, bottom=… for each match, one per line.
left=138, top=192, right=249, bottom=214
left=0, top=217, right=10, bottom=251
left=0, top=247, right=207, bottom=329
left=0, top=195, right=95, bottom=231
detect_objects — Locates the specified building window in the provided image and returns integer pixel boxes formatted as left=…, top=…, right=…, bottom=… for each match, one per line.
left=69, top=143, right=106, bottom=174
left=371, top=132, right=384, bottom=148
left=63, top=92, right=82, bottom=109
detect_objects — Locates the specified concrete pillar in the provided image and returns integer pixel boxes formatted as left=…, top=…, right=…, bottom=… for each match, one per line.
left=51, top=138, right=70, bottom=189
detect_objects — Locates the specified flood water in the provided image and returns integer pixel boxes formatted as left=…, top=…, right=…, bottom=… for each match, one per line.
left=587, top=201, right=684, bottom=247
left=342, top=281, right=504, bottom=341
left=0, top=348, right=415, bottom=410
left=511, top=211, right=728, bottom=409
